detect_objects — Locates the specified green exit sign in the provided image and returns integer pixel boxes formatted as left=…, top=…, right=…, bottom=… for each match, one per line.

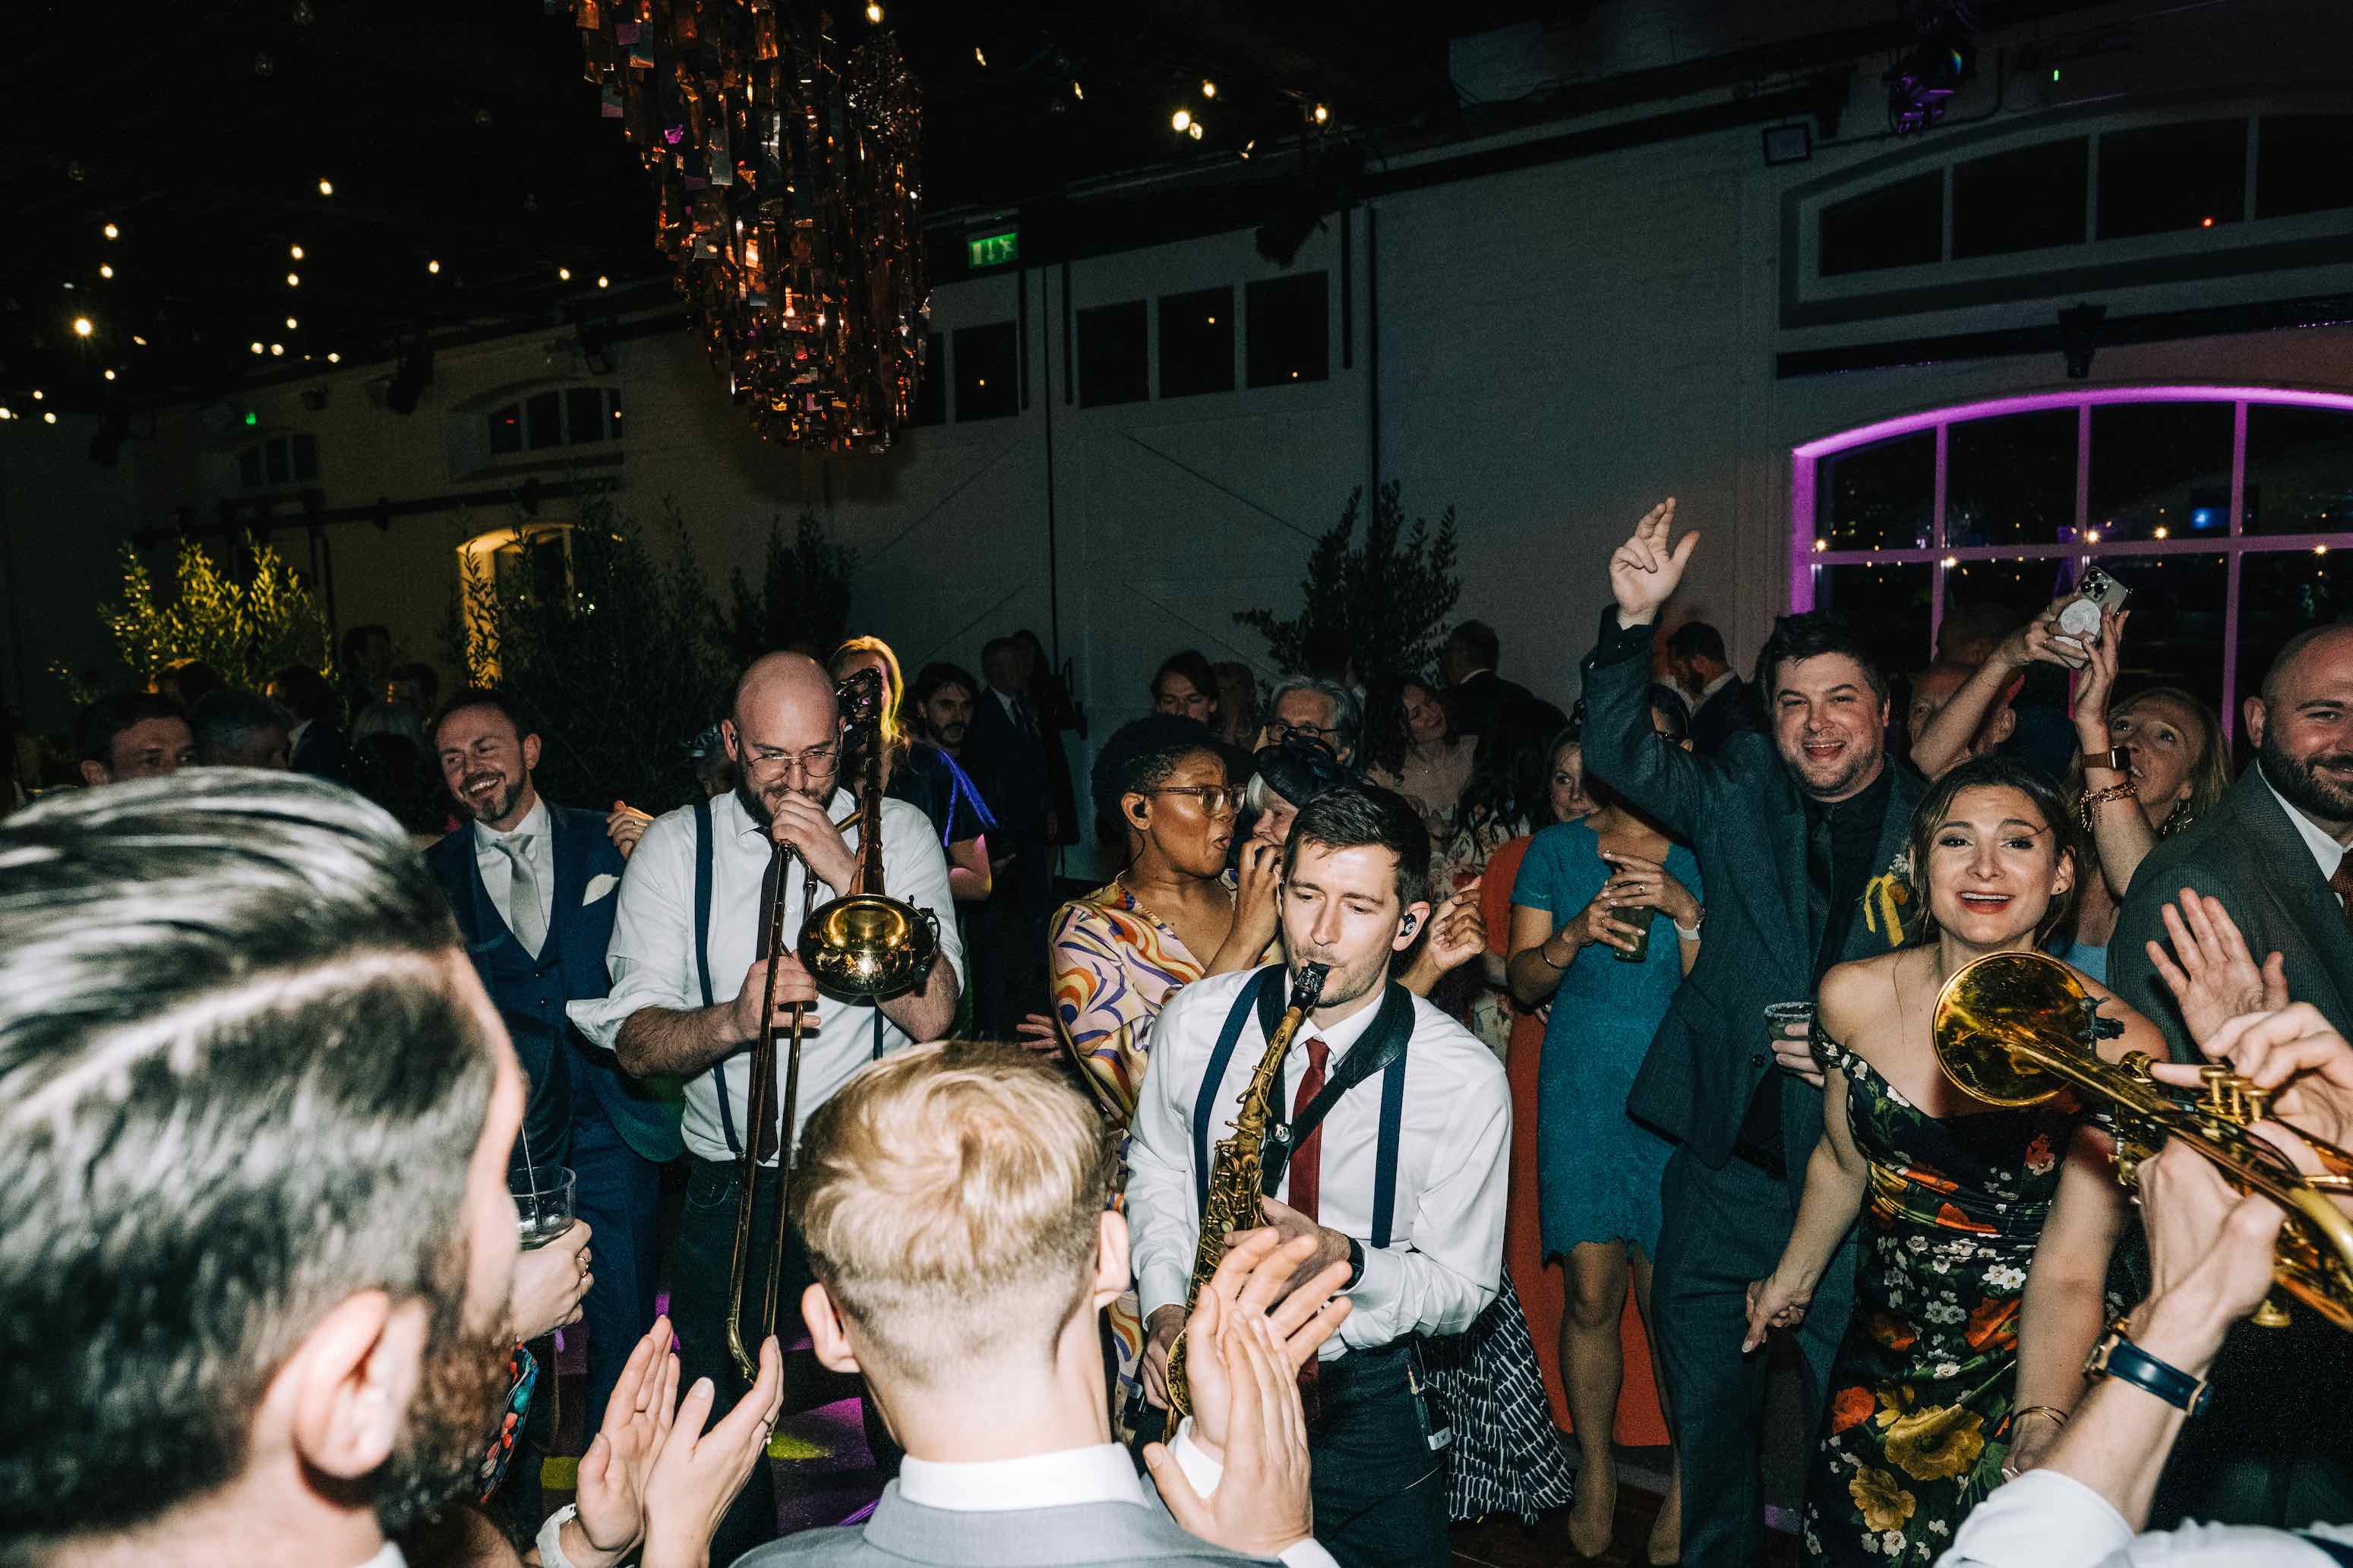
left=966, top=228, right=1019, bottom=270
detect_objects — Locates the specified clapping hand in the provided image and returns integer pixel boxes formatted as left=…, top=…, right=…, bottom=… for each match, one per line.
left=1143, top=1309, right=1317, bottom=1560
left=1608, top=499, right=1697, bottom=625
left=1423, top=879, right=1486, bottom=975
left=573, top=1317, right=682, bottom=1563
left=640, top=1336, right=786, bottom=1568
left=2147, top=891, right=2288, bottom=1052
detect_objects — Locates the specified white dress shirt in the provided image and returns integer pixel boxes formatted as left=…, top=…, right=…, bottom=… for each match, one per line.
left=1938, top=1467, right=2353, bottom=1566
left=472, top=795, right=554, bottom=941
left=2261, top=762, right=2351, bottom=895
left=1126, top=966, right=1511, bottom=1356
left=568, top=786, right=963, bottom=1165
left=899, top=1428, right=1338, bottom=1568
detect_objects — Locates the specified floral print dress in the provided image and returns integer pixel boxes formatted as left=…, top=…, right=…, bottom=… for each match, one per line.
left=1805, top=1040, right=2096, bottom=1565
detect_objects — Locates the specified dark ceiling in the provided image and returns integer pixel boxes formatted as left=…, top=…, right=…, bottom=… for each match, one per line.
left=0, top=0, right=1488, bottom=419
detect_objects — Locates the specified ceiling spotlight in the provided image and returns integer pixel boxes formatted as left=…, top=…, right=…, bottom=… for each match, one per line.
left=31, top=390, right=43, bottom=400
left=974, top=46, right=987, bottom=66
left=1312, top=103, right=1330, bottom=125
left=428, top=258, right=441, bottom=274
left=1240, top=137, right=1257, bottom=159
left=1202, top=79, right=1218, bottom=98
left=131, top=334, right=147, bottom=345
left=270, top=342, right=285, bottom=356
left=251, top=342, right=265, bottom=355
left=286, top=272, right=301, bottom=287
left=1188, top=121, right=1204, bottom=140
left=0, top=408, right=10, bottom=420
left=596, top=274, right=610, bottom=289
left=71, top=316, right=93, bottom=337
left=558, top=266, right=573, bottom=281
left=45, top=412, right=58, bottom=424
left=865, top=2, right=882, bottom=20
left=103, top=368, right=116, bottom=381
left=1171, top=108, right=1192, bottom=132
left=286, top=315, right=299, bottom=330
left=317, top=178, right=333, bottom=196
left=103, top=222, right=119, bottom=240
left=327, top=352, right=340, bottom=363
left=290, top=243, right=305, bottom=260
left=99, top=263, right=115, bottom=279
left=1072, top=80, right=1083, bottom=99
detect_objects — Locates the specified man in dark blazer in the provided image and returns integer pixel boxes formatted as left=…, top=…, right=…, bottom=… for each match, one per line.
left=1582, top=501, right=1923, bottom=1568
left=1439, top=619, right=1564, bottom=741
left=961, top=636, right=1056, bottom=1032
left=424, top=689, right=681, bottom=1447
left=269, top=663, right=348, bottom=783
left=1664, top=620, right=1758, bottom=758
left=2096, top=621, right=2353, bottom=1531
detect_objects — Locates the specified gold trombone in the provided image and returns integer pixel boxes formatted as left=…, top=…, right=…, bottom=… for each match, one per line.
left=725, top=667, right=942, bottom=1380
left=1932, top=949, right=2353, bottom=1333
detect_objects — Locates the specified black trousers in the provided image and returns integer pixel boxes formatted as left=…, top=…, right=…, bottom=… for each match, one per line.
left=1307, top=1346, right=1450, bottom=1568
left=671, top=1156, right=904, bottom=1564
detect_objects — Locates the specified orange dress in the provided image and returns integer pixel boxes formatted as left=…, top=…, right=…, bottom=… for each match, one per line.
left=1484, top=834, right=1668, bottom=1446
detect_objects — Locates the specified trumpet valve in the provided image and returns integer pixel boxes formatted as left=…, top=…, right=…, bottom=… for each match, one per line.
left=2197, top=1065, right=2268, bottom=1127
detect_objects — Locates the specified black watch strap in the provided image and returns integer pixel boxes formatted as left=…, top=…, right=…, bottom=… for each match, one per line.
left=1344, top=1236, right=1366, bottom=1292
left=2085, top=1327, right=2211, bottom=1417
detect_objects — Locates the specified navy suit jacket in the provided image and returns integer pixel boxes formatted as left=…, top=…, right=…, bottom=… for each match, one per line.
left=425, top=803, right=684, bottom=1166
left=1584, top=616, right=1924, bottom=1194
left=963, top=689, right=1050, bottom=844
left=292, top=721, right=347, bottom=784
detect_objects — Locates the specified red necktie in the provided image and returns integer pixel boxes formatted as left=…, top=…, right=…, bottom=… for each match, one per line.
left=1288, top=1036, right=1330, bottom=1221
left=2333, top=851, right=2353, bottom=939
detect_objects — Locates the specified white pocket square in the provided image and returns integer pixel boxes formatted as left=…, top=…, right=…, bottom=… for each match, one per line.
left=583, top=873, right=620, bottom=905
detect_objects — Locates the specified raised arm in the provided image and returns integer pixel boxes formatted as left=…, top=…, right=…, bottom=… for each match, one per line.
left=2066, top=608, right=2165, bottom=898
left=1585, top=500, right=1713, bottom=839
left=1910, top=597, right=2083, bottom=781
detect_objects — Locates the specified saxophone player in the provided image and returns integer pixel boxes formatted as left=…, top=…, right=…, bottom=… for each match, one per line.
left=1126, top=784, right=1511, bottom=1568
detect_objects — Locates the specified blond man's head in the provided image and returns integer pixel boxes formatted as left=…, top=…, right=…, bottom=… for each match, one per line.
left=789, top=1040, right=1116, bottom=1383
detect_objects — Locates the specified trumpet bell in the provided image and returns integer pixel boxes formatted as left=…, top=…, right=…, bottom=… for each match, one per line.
left=1931, top=950, right=2096, bottom=1108
left=798, top=891, right=941, bottom=999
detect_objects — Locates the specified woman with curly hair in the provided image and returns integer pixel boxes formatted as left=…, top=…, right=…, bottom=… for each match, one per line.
left=1741, top=756, right=2170, bottom=1564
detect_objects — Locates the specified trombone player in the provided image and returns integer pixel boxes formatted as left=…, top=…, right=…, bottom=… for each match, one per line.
left=576, top=652, right=962, bottom=1563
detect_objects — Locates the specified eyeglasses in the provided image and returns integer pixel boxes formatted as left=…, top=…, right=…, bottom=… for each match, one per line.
left=743, top=741, right=841, bottom=781
left=1268, top=720, right=1338, bottom=744
left=1148, top=784, right=1244, bottom=814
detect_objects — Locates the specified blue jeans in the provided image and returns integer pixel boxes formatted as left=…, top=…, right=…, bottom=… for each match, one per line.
left=568, top=1090, right=663, bottom=1435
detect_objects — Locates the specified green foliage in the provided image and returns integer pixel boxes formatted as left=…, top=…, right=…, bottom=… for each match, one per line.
left=1233, top=482, right=1463, bottom=684
left=451, top=498, right=734, bottom=813
left=723, top=513, right=858, bottom=667
left=58, top=533, right=333, bottom=704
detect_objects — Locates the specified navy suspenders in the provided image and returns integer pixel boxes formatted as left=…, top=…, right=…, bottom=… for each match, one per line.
left=1192, top=965, right=1412, bottom=1249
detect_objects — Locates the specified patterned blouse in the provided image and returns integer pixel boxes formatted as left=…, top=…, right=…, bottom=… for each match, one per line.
left=1051, top=876, right=1250, bottom=1122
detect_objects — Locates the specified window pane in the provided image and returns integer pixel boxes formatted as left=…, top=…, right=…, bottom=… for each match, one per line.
left=488, top=402, right=523, bottom=456
left=2089, top=552, right=2228, bottom=720
left=1818, top=431, right=1934, bottom=550
left=266, top=439, right=290, bottom=484
left=239, top=447, right=263, bottom=487
left=2245, top=403, right=2353, bottom=535
left=908, top=333, right=945, bottom=427
left=2238, top=548, right=2353, bottom=768
left=2086, top=402, right=2232, bottom=542
left=953, top=321, right=1019, bottom=421
left=567, top=387, right=607, bottom=444
left=1818, top=172, right=1941, bottom=278
left=1814, top=563, right=1935, bottom=685
left=1953, top=140, right=2087, bottom=260
left=1077, top=301, right=1147, bottom=408
left=1246, top=273, right=1328, bottom=389
left=292, top=434, right=319, bottom=482
left=1159, top=286, right=1235, bottom=399
left=2097, top=119, right=2247, bottom=240
left=2257, top=115, right=2353, bottom=221
left=526, top=390, right=562, bottom=450
left=1946, top=409, right=2077, bottom=547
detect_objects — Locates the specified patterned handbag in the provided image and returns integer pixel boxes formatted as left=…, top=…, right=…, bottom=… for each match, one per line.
left=1419, top=1271, right=1578, bottom=1522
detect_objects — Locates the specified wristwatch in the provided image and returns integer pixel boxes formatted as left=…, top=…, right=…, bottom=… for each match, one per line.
left=2084, top=1325, right=2211, bottom=1416
left=2083, top=745, right=2131, bottom=775
left=1344, top=1236, right=1366, bottom=1292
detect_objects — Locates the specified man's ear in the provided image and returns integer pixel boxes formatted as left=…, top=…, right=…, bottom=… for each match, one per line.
left=721, top=718, right=744, bottom=763
left=1391, top=899, right=1435, bottom=953
left=522, top=733, right=543, bottom=773
left=2244, top=695, right=2269, bottom=749
left=803, top=1282, right=862, bottom=1376
left=284, top=1291, right=418, bottom=1483
left=77, top=759, right=110, bottom=788
left=1093, top=1210, right=1131, bottom=1315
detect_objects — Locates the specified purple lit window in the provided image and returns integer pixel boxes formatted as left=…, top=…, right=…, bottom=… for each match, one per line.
left=1791, top=387, right=2353, bottom=754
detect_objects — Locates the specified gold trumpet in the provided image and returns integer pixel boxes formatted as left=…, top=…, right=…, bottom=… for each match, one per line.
left=725, top=667, right=941, bottom=1381
left=1932, top=949, right=2353, bottom=1333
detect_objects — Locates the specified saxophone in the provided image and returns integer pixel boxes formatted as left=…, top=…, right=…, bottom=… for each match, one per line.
left=1167, top=961, right=1329, bottom=1420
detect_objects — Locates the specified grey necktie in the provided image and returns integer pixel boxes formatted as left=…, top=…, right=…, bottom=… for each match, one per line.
left=494, top=834, right=548, bottom=958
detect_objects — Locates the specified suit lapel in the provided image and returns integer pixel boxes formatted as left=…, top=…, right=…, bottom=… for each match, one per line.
left=1848, top=766, right=1921, bottom=961
left=1762, top=770, right=1814, bottom=974
left=2235, top=771, right=2353, bottom=998
left=547, top=807, right=588, bottom=951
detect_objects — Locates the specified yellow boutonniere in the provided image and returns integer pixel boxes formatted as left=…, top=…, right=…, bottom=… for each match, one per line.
left=1862, top=853, right=1913, bottom=948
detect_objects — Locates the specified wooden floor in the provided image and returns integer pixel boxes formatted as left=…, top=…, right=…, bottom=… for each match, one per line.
left=1450, top=1494, right=1799, bottom=1568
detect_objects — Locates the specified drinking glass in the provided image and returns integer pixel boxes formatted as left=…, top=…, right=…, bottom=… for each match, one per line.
left=1762, top=1001, right=1818, bottom=1070
left=510, top=1165, right=577, bottom=1251
left=1611, top=905, right=1657, bottom=963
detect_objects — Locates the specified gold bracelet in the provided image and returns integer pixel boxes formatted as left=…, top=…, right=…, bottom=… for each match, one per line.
left=2011, top=1403, right=2070, bottom=1431
left=2077, top=782, right=2138, bottom=831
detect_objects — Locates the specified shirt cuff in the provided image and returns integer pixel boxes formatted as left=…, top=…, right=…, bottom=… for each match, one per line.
left=1591, top=609, right=1654, bottom=667
left=1940, top=1470, right=2133, bottom=1568
left=564, top=995, right=629, bottom=1052
left=1170, top=1421, right=1341, bottom=1568
left=1344, top=1242, right=1402, bottom=1327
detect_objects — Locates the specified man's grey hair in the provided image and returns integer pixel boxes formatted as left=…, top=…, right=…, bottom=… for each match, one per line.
left=1267, top=676, right=1362, bottom=749
left=0, top=771, right=496, bottom=1545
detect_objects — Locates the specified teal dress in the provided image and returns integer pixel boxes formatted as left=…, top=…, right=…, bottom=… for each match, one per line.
left=1512, top=819, right=1698, bottom=1260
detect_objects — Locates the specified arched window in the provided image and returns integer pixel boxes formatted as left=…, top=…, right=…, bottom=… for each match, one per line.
left=1791, top=386, right=2353, bottom=751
